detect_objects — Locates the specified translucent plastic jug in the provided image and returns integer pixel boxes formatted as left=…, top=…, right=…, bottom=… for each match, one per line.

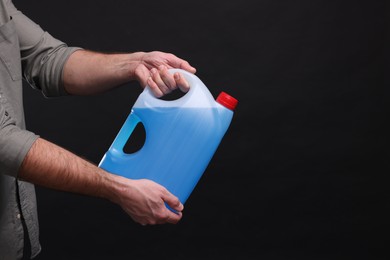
left=98, top=69, right=238, bottom=205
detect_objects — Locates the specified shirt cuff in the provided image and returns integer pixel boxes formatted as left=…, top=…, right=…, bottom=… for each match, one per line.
left=0, top=123, right=39, bottom=178
left=38, top=43, right=83, bottom=97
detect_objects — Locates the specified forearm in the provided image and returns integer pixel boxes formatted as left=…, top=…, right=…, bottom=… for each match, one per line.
left=18, top=137, right=117, bottom=201
left=63, top=50, right=144, bottom=95
left=62, top=50, right=196, bottom=97
left=17, top=137, right=184, bottom=224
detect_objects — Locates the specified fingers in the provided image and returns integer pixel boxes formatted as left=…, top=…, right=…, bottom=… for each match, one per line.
left=162, top=190, right=184, bottom=213
left=174, top=72, right=190, bottom=93
left=146, top=76, right=163, bottom=97
left=148, top=68, right=167, bottom=97
left=123, top=180, right=184, bottom=226
left=148, top=188, right=183, bottom=225
left=153, top=66, right=176, bottom=92
left=165, top=210, right=183, bottom=224
left=135, top=203, right=183, bottom=226
left=147, top=65, right=191, bottom=97
left=160, top=189, right=184, bottom=224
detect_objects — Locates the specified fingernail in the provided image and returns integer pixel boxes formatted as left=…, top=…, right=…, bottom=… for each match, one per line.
left=174, top=73, right=180, bottom=80
left=184, top=80, right=190, bottom=89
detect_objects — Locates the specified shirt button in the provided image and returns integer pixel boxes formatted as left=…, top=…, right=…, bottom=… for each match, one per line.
left=16, top=214, right=21, bottom=219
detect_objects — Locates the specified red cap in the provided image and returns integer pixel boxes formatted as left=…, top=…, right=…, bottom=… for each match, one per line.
left=216, top=91, right=238, bottom=110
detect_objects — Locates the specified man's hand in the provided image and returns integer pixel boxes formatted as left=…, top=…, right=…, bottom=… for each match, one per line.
left=64, top=50, right=196, bottom=97
left=108, top=177, right=184, bottom=225
left=132, top=51, right=197, bottom=97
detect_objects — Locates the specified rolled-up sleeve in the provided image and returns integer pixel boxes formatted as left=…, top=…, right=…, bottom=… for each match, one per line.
left=0, top=103, right=38, bottom=177
left=7, top=0, right=82, bottom=97
left=0, top=0, right=81, bottom=177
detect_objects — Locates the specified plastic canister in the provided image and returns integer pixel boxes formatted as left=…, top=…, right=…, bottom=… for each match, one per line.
left=98, top=69, right=238, bottom=205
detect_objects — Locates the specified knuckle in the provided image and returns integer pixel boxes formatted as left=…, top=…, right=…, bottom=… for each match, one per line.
left=158, top=185, right=168, bottom=194
left=174, top=199, right=181, bottom=207
left=166, top=53, right=176, bottom=60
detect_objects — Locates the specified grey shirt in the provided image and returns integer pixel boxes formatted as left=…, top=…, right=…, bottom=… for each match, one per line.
left=0, top=0, right=81, bottom=259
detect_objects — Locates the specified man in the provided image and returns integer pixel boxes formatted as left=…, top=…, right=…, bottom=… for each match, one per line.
left=0, top=0, right=197, bottom=259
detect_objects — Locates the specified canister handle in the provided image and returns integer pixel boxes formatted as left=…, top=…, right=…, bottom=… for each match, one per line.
left=109, top=112, right=141, bottom=155
left=137, top=69, right=215, bottom=108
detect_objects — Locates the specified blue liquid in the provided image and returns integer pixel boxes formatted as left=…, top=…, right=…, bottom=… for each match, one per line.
left=99, top=106, right=233, bottom=204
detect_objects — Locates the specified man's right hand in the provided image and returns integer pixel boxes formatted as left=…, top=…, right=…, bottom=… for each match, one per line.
left=107, top=176, right=184, bottom=225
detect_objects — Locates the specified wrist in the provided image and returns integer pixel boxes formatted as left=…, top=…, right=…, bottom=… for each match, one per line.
left=99, top=170, right=132, bottom=204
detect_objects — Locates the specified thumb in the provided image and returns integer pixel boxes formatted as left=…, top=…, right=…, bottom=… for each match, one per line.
left=167, top=56, right=196, bottom=74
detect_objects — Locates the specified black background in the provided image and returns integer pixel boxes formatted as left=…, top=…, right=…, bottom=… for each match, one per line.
left=12, top=0, right=390, bottom=259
